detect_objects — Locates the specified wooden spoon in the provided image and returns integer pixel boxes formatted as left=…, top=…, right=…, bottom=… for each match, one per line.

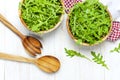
left=0, top=52, right=60, bottom=73
left=0, top=14, right=42, bottom=56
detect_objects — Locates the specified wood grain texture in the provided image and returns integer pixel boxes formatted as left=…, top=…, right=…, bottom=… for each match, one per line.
left=0, top=52, right=60, bottom=73
left=0, top=0, right=120, bottom=80
left=0, top=13, right=25, bottom=40
left=0, top=14, right=42, bottom=56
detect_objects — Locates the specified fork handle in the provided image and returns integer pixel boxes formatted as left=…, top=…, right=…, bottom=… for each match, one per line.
left=0, top=14, right=25, bottom=40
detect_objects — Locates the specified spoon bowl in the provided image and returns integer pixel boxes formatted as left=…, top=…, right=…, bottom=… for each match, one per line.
left=35, top=56, right=60, bottom=73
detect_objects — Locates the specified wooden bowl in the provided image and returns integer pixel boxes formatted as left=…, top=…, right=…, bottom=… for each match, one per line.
left=66, top=9, right=112, bottom=46
left=19, top=0, right=64, bottom=35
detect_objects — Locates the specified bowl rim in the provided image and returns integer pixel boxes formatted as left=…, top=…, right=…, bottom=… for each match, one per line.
left=19, top=0, right=65, bottom=35
left=66, top=5, right=113, bottom=46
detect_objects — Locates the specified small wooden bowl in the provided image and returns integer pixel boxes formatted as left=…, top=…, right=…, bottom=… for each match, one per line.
left=19, top=0, right=64, bottom=35
left=66, top=9, right=112, bottom=46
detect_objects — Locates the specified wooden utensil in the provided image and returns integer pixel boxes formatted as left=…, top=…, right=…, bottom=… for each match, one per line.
left=0, top=52, right=60, bottom=73
left=0, top=14, right=42, bottom=56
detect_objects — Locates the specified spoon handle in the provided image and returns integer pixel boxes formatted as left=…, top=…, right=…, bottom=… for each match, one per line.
left=0, top=14, right=25, bottom=40
left=0, top=52, right=34, bottom=63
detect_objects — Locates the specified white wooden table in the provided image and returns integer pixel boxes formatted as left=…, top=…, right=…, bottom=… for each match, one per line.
left=0, top=0, right=120, bottom=80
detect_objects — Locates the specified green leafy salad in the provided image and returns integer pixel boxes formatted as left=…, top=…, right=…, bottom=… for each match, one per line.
left=19, top=0, right=63, bottom=32
left=69, top=0, right=111, bottom=44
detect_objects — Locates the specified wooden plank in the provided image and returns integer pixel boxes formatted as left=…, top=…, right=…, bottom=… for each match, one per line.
left=104, top=40, right=120, bottom=80
left=0, top=0, right=120, bottom=80
left=2, top=1, right=30, bottom=80
left=0, top=21, right=5, bottom=80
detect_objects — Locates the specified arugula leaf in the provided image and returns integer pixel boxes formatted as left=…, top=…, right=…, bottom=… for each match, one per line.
left=91, top=51, right=109, bottom=70
left=85, top=0, right=99, bottom=6
left=76, top=39, right=82, bottom=45
left=65, top=48, right=109, bottom=70
left=69, top=0, right=111, bottom=45
left=64, top=48, right=91, bottom=61
left=20, top=0, right=63, bottom=32
left=110, top=43, right=120, bottom=53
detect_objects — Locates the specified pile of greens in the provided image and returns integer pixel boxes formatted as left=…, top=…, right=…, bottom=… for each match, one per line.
left=19, top=0, right=63, bottom=32
left=69, top=0, right=111, bottom=44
